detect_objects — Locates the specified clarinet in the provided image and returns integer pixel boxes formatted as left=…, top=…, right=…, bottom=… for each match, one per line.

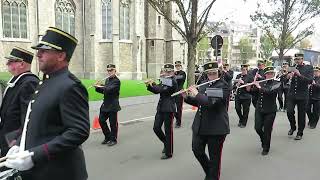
left=288, top=64, right=298, bottom=90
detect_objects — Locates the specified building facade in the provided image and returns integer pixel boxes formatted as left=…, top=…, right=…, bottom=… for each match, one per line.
left=0, top=0, right=186, bottom=79
left=201, top=21, right=261, bottom=68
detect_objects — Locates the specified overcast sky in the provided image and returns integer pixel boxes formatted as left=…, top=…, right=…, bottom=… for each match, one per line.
left=207, top=0, right=320, bottom=50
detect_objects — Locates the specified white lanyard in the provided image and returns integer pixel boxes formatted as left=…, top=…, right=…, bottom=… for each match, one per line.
left=2, top=72, right=33, bottom=97
left=19, top=101, right=32, bottom=152
left=0, top=72, right=33, bottom=123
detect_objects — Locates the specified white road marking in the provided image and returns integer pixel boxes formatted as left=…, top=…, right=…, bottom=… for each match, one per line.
left=91, top=108, right=196, bottom=132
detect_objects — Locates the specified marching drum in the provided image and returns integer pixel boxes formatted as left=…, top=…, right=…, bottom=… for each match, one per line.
left=0, top=169, right=21, bottom=180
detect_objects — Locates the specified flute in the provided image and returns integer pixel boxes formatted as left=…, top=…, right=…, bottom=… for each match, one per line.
left=237, top=77, right=276, bottom=89
left=171, top=78, right=220, bottom=97
left=87, top=76, right=110, bottom=89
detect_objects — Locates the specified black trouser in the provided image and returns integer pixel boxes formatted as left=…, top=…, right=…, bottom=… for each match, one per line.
left=287, top=98, right=308, bottom=136
left=252, top=95, right=258, bottom=108
left=153, top=112, right=174, bottom=156
left=254, top=111, right=276, bottom=151
left=306, top=99, right=320, bottom=128
left=192, top=134, right=226, bottom=180
left=99, top=111, right=118, bottom=141
left=277, top=88, right=288, bottom=109
left=235, top=98, right=251, bottom=126
left=174, top=95, right=183, bottom=126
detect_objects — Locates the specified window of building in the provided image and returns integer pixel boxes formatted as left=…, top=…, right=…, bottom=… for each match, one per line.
left=150, top=40, right=155, bottom=47
left=2, top=0, right=28, bottom=39
left=120, top=0, right=130, bottom=40
left=55, top=0, right=75, bottom=35
left=158, top=16, right=161, bottom=25
left=102, top=0, right=112, bottom=40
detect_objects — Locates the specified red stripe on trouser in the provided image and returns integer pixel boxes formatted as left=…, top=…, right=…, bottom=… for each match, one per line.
left=179, top=96, right=183, bottom=121
left=217, top=137, right=226, bottom=180
left=170, top=113, right=174, bottom=154
left=116, top=112, right=118, bottom=140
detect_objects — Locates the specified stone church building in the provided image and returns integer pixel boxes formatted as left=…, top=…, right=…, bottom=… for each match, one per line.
left=0, top=0, right=187, bottom=79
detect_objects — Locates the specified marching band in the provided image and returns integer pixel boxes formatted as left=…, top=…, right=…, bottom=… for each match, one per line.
left=0, top=35, right=319, bottom=180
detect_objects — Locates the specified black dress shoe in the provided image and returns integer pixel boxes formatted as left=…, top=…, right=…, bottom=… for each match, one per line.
left=309, top=126, right=316, bottom=129
left=160, top=154, right=172, bottom=160
left=261, top=150, right=269, bottom=156
left=237, top=123, right=242, bottom=127
left=288, top=129, right=295, bottom=136
left=101, top=139, right=110, bottom=145
left=294, top=135, right=302, bottom=140
left=175, top=124, right=181, bottom=128
left=107, top=141, right=117, bottom=146
left=239, top=124, right=246, bottom=128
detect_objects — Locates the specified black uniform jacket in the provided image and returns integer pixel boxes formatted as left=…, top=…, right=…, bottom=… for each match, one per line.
left=174, top=70, right=186, bottom=90
left=221, top=70, right=234, bottom=89
left=95, top=76, right=121, bottom=112
left=277, top=72, right=290, bottom=89
left=0, top=72, right=39, bottom=152
left=252, top=80, right=281, bottom=113
left=288, top=64, right=313, bottom=99
left=233, top=74, right=253, bottom=100
left=184, top=79, right=230, bottom=135
left=147, top=78, right=178, bottom=112
left=22, top=68, right=90, bottom=180
left=250, top=68, right=265, bottom=78
left=309, top=76, right=320, bottom=100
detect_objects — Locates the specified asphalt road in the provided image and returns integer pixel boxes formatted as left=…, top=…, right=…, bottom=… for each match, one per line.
left=84, top=97, right=319, bottom=180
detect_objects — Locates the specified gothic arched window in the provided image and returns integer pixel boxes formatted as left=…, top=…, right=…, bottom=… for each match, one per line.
left=119, top=0, right=130, bottom=40
left=101, top=0, right=112, bottom=40
left=2, top=0, right=28, bottom=38
left=55, top=0, right=75, bottom=35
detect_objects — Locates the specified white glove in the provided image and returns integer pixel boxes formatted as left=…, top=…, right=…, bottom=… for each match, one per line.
left=5, top=151, right=34, bottom=171
left=6, top=145, right=20, bottom=157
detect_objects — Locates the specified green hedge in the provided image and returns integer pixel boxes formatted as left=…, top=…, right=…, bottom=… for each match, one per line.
left=82, top=79, right=152, bottom=101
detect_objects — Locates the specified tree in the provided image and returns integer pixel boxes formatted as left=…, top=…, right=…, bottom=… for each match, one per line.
left=260, top=34, right=274, bottom=60
left=238, top=37, right=254, bottom=64
left=251, top=0, right=320, bottom=62
left=298, top=39, right=312, bottom=49
left=197, top=36, right=210, bottom=64
left=147, top=0, right=218, bottom=85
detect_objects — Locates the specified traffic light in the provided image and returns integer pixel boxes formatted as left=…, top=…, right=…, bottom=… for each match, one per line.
left=214, top=49, right=221, bottom=56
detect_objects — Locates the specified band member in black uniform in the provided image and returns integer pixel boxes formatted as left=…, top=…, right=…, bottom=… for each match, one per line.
left=220, top=63, right=234, bottom=110
left=146, top=63, right=178, bottom=159
left=174, top=61, right=186, bottom=128
left=183, top=61, right=230, bottom=180
left=286, top=53, right=313, bottom=140
left=276, top=63, right=289, bottom=112
left=233, top=64, right=253, bottom=128
left=250, top=60, right=265, bottom=108
left=221, top=63, right=234, bottom=89
left=195, top=64, right=201, bottom=84
left=251, top=66, right=281, bottom=155
left=95, top=64, right=121, bottom=146
left=0, top=47, right=39, bottom=157
left=306, top=66, right=320, bottom=129
left=4, top=27, right=90, bottom=180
